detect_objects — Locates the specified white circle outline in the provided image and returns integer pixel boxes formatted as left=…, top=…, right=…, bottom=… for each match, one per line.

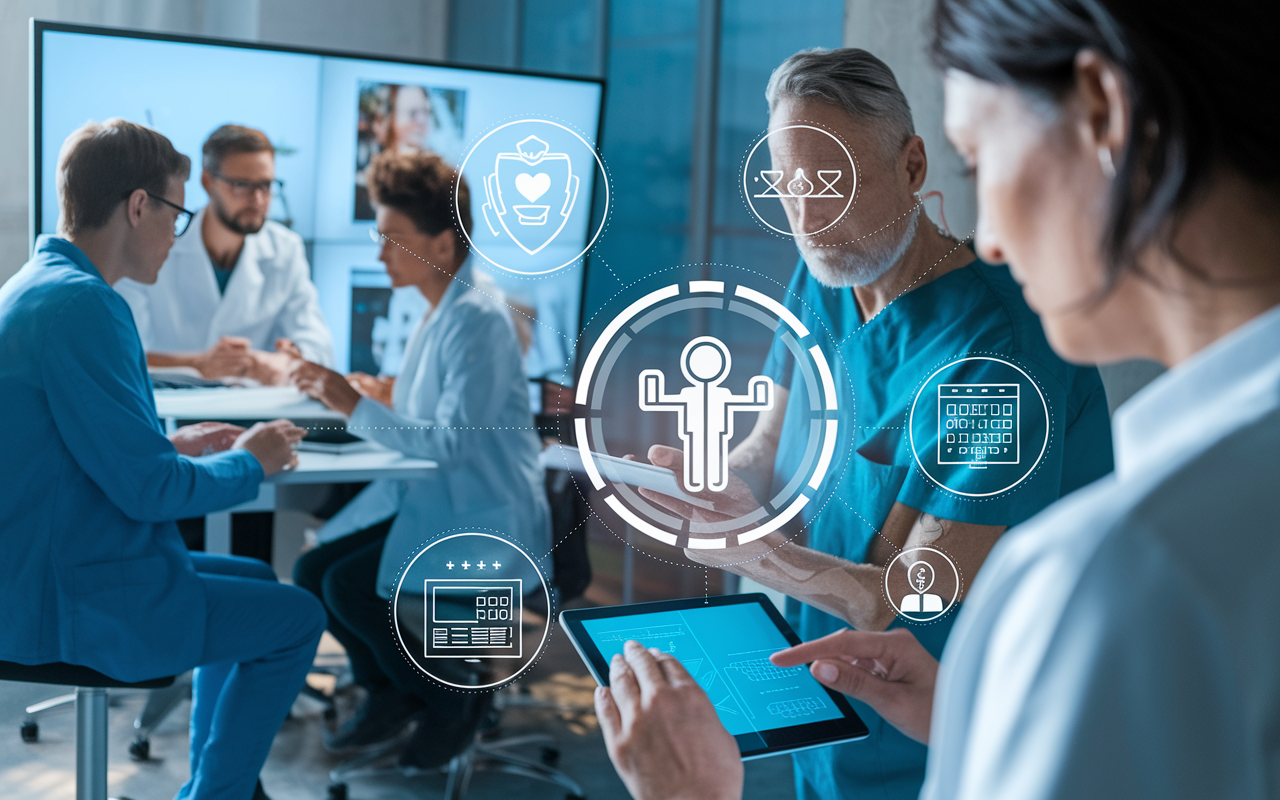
left=455, top=118, right=611, bottom=276
left=390, top=531, right=551, bottom=690
left=884, top=546, right=960, bottom=623
left=907, top=355, right=1050, bottom=498
left=574, top=281, right=839, bottom=548
left=742, top=124, right=858, bottom=237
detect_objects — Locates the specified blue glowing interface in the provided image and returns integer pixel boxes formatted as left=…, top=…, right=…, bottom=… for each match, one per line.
left=581, top=603, right=843, bottom=736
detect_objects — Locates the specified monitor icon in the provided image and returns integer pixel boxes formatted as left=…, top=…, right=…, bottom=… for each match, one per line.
left=937, top=384, right=1019, bottom=468
left=424, top=579, right=523, bottom=659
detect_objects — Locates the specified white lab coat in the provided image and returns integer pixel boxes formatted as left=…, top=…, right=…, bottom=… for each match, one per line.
left=318, top=262, right=551, bottom=598
left=922, top=304, right=1280, bottom=800
left=116, top=207, right=334, bottom=365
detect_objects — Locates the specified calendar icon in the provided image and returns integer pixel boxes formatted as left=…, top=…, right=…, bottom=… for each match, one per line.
left=938, top=384, right=1019, bottom=468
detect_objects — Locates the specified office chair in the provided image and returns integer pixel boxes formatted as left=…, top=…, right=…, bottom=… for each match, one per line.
left=324, top=602, right=587, bottom=800
left=1, top=660, right=174, bottom=800
left=325, top=460, right=593, bottom=800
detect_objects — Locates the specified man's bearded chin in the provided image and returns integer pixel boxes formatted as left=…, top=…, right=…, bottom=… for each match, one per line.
left=211, top=197, right=267, bottom=236
left=798, top=207, right=920, bottom=288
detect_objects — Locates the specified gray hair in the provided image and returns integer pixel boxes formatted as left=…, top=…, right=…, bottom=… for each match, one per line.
left=765, top=47, right=915, bottom=159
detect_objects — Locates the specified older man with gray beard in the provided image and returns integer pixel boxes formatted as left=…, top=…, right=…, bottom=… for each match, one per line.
left=630, top=48, right=1115, bottom=800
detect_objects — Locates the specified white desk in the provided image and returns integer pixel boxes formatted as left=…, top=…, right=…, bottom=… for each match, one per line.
left=154, top=386, right=345, bottom=426
left=154, top=387, right=436, bottom=555
left=204, top=445, right=438, bottom=555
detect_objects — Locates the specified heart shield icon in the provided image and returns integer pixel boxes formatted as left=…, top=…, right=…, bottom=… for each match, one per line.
left=482, top=135, right=580, bottom=256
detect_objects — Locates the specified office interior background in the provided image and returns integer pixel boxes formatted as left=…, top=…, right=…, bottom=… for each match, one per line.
left=0, top=1, right=1167, bottom=798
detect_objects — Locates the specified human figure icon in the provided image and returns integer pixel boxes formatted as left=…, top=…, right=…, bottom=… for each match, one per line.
left=639, top=336, right=773, bottom=493
left=899, top=559, right=944, bottom=614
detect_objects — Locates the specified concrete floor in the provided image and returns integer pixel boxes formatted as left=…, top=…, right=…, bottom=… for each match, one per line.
left=0, top=624, right=796, bottom=800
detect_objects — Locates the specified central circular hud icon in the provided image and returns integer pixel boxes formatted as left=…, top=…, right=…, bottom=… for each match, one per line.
left=390, top=531, right=552, bottom=690
left=573, top=273, right=844, bottom=550
left=742, top=124, right=858, bottom=237
left=456, top=118, right=610, bottom=276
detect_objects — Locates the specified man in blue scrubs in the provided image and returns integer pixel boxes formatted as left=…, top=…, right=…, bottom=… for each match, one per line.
left=645, top=49, right=1115, bottom=800
left=0, top=119, right=324, bottom=800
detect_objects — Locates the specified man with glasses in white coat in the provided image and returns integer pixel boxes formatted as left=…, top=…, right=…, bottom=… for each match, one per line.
left=117, top=124, right=333, bottom=385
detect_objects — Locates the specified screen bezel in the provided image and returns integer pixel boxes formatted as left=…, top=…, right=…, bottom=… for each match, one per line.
left=560, top=593, right=870, bottom=760
left=29, top=18, right=606, bottom=385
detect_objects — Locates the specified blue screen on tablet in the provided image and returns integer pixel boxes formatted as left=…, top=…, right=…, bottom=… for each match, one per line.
left=580, top=603, right=844, bottom=736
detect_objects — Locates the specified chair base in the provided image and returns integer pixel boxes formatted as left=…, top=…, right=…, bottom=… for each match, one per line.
left=327, top=727, right=586, bottom=800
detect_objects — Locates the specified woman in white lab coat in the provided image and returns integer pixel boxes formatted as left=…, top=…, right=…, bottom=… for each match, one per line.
left=289, top=150, right=550, bottom=768
left=590, top=3, right=1280, bottom=800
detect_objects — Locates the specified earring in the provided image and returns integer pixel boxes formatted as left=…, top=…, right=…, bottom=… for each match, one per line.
left=1097, top=146, right=1116, bottom=179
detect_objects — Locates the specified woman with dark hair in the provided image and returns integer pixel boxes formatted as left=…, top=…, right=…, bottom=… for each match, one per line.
left=592, top=2, right=1280, bottom=798
left=289, top=150, right=550, bottom=768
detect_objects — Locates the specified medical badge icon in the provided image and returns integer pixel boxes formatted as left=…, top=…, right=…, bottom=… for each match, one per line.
left=639, top=336, right=773, bottom=493
left=482, top=134, right=579, bottom=255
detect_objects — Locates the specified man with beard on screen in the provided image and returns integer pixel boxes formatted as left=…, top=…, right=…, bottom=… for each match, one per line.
left=637, top=47, right=1115, bottom=800
left=117, top=124, right=333, bottom=385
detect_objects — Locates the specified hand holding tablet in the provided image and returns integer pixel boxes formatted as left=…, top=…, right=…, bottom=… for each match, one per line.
left=597, top=640, right=745, bottom=800
left=561, top=594, right=868, bottom=761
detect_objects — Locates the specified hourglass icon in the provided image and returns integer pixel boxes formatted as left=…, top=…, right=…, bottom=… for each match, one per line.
left=900, top=559, right=944, bottom=615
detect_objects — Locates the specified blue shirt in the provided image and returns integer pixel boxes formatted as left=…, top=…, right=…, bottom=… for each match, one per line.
left=764, top=257, right=1114, bottom=800
left=0, top=236, right=263, bottom=681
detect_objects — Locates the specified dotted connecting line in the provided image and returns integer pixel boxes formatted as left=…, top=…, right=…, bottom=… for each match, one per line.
left=544, top=513, right=593, bottom=559
left=301, top=425, right=539, bottom=431
left=839, top=234, right=971, bottom=342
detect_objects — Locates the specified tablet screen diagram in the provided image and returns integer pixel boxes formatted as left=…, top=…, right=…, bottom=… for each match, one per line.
left=581, top=603, right=843, bottom=736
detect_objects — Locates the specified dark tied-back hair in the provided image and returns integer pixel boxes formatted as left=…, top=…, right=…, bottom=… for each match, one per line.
left=930, top=0, right=1278, bottom=285
left=367, top=149, right=471, bottom=258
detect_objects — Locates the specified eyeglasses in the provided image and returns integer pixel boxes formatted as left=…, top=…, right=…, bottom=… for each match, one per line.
left=123, top=190, right=195, bottom=236
left=212, top=172, right=283, bottom=198
left=369, top=228, right=385, bottom=244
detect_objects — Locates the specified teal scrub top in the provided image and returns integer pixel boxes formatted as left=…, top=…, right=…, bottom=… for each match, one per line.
left=763, top=257, right=1114, bottom=800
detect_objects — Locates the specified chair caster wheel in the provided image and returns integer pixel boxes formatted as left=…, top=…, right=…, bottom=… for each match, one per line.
left=541, top=746, right=560, bottom=766
left=327, top=782, right=348, bottom=800
left=20, top=722, right=38, bottom=743
left=128, top=738, right=150, bottom=761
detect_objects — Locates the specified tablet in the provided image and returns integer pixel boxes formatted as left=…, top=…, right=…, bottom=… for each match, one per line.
left=542, top=444, right=715, bottom=511
left=561, top=594, right=869, bottom=760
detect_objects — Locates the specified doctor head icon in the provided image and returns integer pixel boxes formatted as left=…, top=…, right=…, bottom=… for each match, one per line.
left=682, top=336, right=731, bottom=385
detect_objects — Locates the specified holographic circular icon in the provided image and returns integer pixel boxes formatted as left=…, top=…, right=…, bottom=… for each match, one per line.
left=742, top=124, right=858, bottom=238
left=908, top=355, right=1051, bottom=498
left=884, top=546, right=960, bottom=623
left=390, top=531, right=552, bottom=690
left=456, top=118, right=610, bottom=276
left=572, top=271, right=843, bottom=550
